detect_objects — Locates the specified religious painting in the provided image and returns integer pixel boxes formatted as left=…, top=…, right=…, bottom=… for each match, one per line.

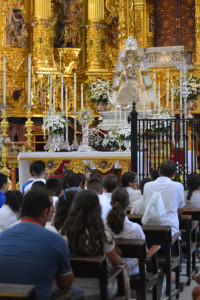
left=6, top=9, right=28, bottom=48
left=108, top=16, right=119, bottom=49
left=59, top=0, right=82, bottom=48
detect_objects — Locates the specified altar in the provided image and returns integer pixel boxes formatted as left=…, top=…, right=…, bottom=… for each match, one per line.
left=18, top=151, right=148, bottom=189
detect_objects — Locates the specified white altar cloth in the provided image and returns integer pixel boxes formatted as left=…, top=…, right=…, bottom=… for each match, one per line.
left=18, top=151, right=147, bottom=190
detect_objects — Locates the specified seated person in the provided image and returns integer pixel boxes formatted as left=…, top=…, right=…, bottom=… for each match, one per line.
left=65, top=173, right=82, bottom=191
left=0, top=188, right=84, bottom=300
left=150, top=169, right=159, bottom=181
left=186, top=173, right=200, bottom=206
left=121, top=172, right=141, bottom=206
left=102, top=174, right=119, bottom=204
left=130, top=178, right=152, bottom=215
left=87, top=177, right=111, bottom=220
left=0, top=173, right=8, bottom=208
left=0, top=190, right=23, bottom=232
left=106, top=188, right=145, bottom=275
left=22, top=160, right=49, bottom=194
left=77, top=173, right=86, bottom=189
left=46, top=177, right=63, bottom=207
left=60, top=190, right=130, bottom=300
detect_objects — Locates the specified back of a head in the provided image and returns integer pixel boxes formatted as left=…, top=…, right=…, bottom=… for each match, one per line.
left=87, top=177, right=103, bottom=195
left=103, top=174, right=118, bottom=193
left=107, top=188, right=129, bottom=234
left=139, top=178, right=152, bottom=195
left=0, top=173, right=7, bottom=190
left=46, top=177, right=62, bottom=196
left=21, top=188, right=50, bottom=219
left=77, top=173, right=86, bottom=189
left=121, top=171, right=137, bottom=187
left=66, top=173, right=81, bottom=188
left=160, top=160, right=176, bottom=178
left=89, top=171, right=103, bottom=183
left=61, top=170, right=74, bottom=189
left=62, top=190, right=104, bottom=256
left=187, top=173, right=200, bottom=200
left=54, top=190, right=77, bottom=231
left=30, top=160, right=45, bottom=177
left=150, top=169, right=159, bottom=181
left=31, top=181, right=46, bottom=189
left=5, top=190, right=23, bottom=213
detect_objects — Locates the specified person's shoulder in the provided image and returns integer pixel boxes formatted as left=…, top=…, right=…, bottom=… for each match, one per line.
left=170, top=180, right=184, bottom=189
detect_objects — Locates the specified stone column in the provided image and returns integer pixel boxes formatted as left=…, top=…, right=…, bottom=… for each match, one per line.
left=86, top=0, right=107, bottom=71
left=32, top=0, right=53, bottom=69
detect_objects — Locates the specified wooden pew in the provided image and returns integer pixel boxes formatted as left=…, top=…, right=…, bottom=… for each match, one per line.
left=0, top=283, right=36, bottom=299
left=179, top=215, right=198, bottom=285
left=70, top=256, right=125, bottom=300
left=126, top=214, right=143, bottom=225
left=142, top=225, right=180, bottom=300
left=115, top=238, right=161, bottom=300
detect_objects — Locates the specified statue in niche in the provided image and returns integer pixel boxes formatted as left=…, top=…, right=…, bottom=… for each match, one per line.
left=59, top=0, right=82, bottom=48
left=108, top=16, right=119, bottom=48
left=109, top=37, right=152, bottom=110
left=6, top=9, right=28, bottom=48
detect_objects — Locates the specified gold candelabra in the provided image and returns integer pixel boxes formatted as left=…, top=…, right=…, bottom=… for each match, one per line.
left=25, top=105, right=34, bottom=151
left=0, top=108, right=10, bottom=176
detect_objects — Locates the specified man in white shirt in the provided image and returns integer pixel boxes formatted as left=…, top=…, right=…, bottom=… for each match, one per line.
left=102, top=174, right=119, bottom=206
left=143, top=160, right=185, bottom=236
left=87, top=177, right=111, bottom=220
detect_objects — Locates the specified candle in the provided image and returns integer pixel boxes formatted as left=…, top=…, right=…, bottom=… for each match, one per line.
left=3, top=55, right=6, bottom=106
left=143, top=87, right=146, bottom=117
left=180, top=69, right=182, bottom=111
left=28, top=54, right=31, bottom=105
left=120, top=108, right=122, bottom=126
left=153, top=70, right=156, bottom=110
left=59, top=52, right=62, bottom=71
left=53, top=87, right=55, bottom=112
left=65, top=86, right=68, bottom=119
left=81, top=84, right=83, bottom=109
left=171, top=83, right=174, bottom=116
left=158, top=82, right=160, bottom=110
left=61, top=74, right=63, bottom=113
left=166, top=69, right=169, bottom=110
left=74, top=73, right=76, bottom=112
left=49, top=72, right=52, bottom=111
left=115, top=106, right=117, bottom=127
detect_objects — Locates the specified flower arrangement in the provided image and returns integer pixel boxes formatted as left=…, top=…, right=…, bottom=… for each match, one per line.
left=175, top=74, right=200, bottom=101
left=43, top=112, right=66, bottom=135
left=117, top=125, right=131, bottom=141
left=87, top=78, right=111, bottom=104
left=102, top=129, right=119, bottom=150
left=150, top=110, right=172, bottom=134
left=88, top=128, right=103, bottom=150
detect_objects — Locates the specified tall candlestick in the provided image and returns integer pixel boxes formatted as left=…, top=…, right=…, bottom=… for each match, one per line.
left=53, top=87, right=55, bottom=112
left=61, top=74, right=63, bottom=113
left=143, top=87, right=146, bottom=117
left=3, top=55, right=6, bottom=106
left=49, top=72, right=52, bottom=111
left=171, top=83, right=174, bottom=116
left=180, top=69, right=183, bottom=112
left=153, top=70, right=156, bottom=110
left=158, top=82, right=160, bottom=110
left=65, top=86, right=68, bottom=119
left=74, top=73, right=76, bottom=112
left=81, top=84, right=83, bottom=109
left=28, top=54, right=31, bottom=105
left=166, top=69, right=169, bottom=110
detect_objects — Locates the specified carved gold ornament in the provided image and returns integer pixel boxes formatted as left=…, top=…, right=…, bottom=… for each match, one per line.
left=78, top=108, right=94, bottom=125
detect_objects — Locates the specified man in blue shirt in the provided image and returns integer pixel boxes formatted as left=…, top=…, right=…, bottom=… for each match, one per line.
left=0, top=173, right=8, bottom=208
left=0, top=188, right=84, bottom=300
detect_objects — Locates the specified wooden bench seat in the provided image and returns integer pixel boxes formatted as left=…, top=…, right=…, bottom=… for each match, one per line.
left=0, top=283, right=36, bottom=299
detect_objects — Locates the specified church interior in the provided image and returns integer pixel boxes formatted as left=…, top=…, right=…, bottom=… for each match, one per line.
left=0, top=0, right=200, bottom=189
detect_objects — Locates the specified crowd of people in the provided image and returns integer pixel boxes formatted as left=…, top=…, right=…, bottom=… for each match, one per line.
left=0, top=159, right=199, bottom=299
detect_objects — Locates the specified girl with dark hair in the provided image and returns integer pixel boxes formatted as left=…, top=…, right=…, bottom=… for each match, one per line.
left=61, top=190, right=130, bottom=299
left=54, top=190, right=77, bottom=231
left=121, top=172, right=141, bottom=205
left=106, top=188, right=145, bottom=275
left=0, top=190, right=23, bottom=231
left=186, top=173, right=200, bottom=204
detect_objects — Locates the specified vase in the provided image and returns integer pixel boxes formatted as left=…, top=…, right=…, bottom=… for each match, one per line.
left=44, top=133, right=63, bottom=152
left=124, top=140, right=131, bottom=152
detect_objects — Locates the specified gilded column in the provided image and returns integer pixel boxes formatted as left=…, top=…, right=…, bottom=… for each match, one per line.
left=118, top=0, right=134, bottom=48
left=134, top=0, right=147, bottom=48
left=32, top=0, right=53, bottom=68
left=86, top=0, right=107, bottom=71
left=0, top=2, right=10, bottom=47
left=195, top=0, right=200, bottom=64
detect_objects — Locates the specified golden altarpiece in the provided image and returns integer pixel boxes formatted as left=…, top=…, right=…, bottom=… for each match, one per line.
left=0, top=0, right=200, bottom=188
